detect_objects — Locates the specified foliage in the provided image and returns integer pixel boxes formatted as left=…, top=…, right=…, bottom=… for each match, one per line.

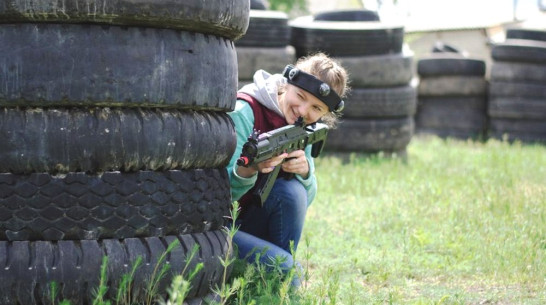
left=268, top=0, right=308, bottom=16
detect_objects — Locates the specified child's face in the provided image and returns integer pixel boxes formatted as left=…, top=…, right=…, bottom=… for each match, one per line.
left=280, top=84, right=329, bottom=125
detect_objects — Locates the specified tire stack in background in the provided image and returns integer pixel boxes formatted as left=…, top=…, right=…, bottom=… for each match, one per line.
left=236, top=2, right=295, bottom=88
left=289, top=10, right=416, bottom=156
left=0, top=1, right=248, bottom=304
left=415, top=47, right=488, bottom=140
left=488, top=28, right=546, bottom=143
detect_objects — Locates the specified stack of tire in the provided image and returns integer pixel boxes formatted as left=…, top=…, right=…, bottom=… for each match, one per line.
left=0, top=1, right=247, bottom=304
left=289, top=10, right=416, bottom=155
left=415, top=47, right=488, bottom=140
left=236, top=1, right=294, bottom=88
left=488, top=28, right=546, bottom=143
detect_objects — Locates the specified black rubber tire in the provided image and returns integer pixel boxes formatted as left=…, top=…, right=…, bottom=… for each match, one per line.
left=289, top=16, right=404, bottom=57
left=235, top=10, right=290, bottom=47
left=488, top=81, right=546, bottom=99
left=236, top=46, right=296, bottom=80
left=490, top=61, right=546, bottom=84
left=489, top=118, right=546, bottom=143
left=491, top=39, right=546, bottom=64
left=0, top=108, right=235, bottom=174
left=488, top=96, right=546, bottom=120
left=251, top=0, right=269, bottom=10
left=0, top=169, right=231, bottom=241
left=0, top=24, right=237, bottom=110
left=506, top=28, right=546, bottom=42
left=415, top=97, right=487, bottom=134
left=0, top=0, right=249, bottom=40
left=336, top=47, right=414, bottom=87
left=313, top=9, right=380, bottom=22
left=0, top=230, right=230, bottom=304
left=417, top=55, right=486, bottom=77
left=325, top=117, right=414, bottom=152
left=344, top=85, right=417, bottom=118
left=418, top=76, right=487, bottom=96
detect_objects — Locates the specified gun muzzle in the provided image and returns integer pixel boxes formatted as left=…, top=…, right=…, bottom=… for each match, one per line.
left=236, top=156, right=250, bottom=166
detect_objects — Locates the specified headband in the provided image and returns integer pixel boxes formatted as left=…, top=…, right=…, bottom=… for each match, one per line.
left=282, top=65, right=345, bottom=114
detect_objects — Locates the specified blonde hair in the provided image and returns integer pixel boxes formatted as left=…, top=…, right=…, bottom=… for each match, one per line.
left=292, top=53, right=350, bottom=128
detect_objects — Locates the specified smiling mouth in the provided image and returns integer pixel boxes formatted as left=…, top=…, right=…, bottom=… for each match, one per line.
left=292, top=110, right=301, bottom=122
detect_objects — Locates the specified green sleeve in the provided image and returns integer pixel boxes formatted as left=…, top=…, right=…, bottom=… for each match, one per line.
left=227, top=101, right=258, bottom=202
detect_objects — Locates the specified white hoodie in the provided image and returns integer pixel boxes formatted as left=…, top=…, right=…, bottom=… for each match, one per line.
left=238, top=69, right=286, bottom=119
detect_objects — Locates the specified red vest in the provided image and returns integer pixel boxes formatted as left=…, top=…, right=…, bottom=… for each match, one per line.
left=236, top=92, right=286, bottom=132
left=236, top=92, right=288, bottom=208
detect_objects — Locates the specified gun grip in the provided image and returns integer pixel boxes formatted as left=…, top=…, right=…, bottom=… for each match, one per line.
left=252, top=165, right=282, bottom=206
left=311, top=140, right=325, bottom=157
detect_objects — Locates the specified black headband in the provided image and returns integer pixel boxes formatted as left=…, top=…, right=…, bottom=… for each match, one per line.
left=282, top=65, right=345, bottom=114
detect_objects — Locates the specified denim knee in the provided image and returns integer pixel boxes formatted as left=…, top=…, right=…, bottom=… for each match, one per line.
left=233, top=231, right=302, bottom=287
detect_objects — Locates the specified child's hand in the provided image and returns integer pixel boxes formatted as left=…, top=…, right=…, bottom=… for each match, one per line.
left=282, top=150, right=309, bottom=178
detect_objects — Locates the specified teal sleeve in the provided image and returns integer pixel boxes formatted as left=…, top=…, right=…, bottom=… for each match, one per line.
left=227, top=100, right=319, bottom=206
left=297, top=146, right=318, bottom=206
left=227, top=101, right=257, bottom=202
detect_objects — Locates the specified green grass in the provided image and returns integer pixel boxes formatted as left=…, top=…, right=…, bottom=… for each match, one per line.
left=55, top=135, right=546, bottom=304
left=292, top=135, right=546, bottom=304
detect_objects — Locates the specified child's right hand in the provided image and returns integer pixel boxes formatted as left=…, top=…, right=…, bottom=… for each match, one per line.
left=236, top=153, right=288, bottom=178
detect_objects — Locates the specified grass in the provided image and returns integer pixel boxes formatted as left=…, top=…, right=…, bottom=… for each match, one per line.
left=294, top=135, right=546, bottom=304
left=53, top=135, right=545, bottom=304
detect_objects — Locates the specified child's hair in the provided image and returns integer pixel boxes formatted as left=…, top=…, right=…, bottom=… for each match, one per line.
left=294, top=52, right=350, bottom=128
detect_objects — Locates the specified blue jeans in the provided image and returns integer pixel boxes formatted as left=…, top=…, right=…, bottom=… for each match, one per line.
left=233, top=178, right=308, bottom=285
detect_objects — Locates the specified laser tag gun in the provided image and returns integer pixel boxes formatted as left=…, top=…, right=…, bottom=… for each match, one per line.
left=236, top=117, right=329, bottom=206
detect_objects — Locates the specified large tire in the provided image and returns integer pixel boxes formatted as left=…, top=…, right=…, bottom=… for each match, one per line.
left=490, top=61, right=546, bottom=83
left=336, top=47, right=414, bottom=87
left=235, top=10, right=290, bottom=47
left=417, top=55, right=486, bottom=76
left=491, top=39, right=546, bottom=63
left=236, top=46, right=296, bottom=80
left=325, top=117, right=414, bottom=152
left=0, top=169, right=231, bottom=241
left=506, top=28, right=546, bottom=42
left=0, top=108, right=236, bottom=174
left=489, top=118, right=546, bottom=143
left=417, top=76, right=487, bottom=96
left=0, top=24, right=238, bottom=110
left=289, top=16, right=404, bottom=57
left=488, top=81, right=546, bottom=99
left=251, top=0, right=269, bottom=10
left=313, top=9, right=380, bottom=22
left=488, top=97, right=546, bottom=120
left=0, top=230, right=230, bottom=304
left=415, top=97, right=487, bottom=137
left=488, top=81, right=546, bottom=120
left=0, top=0, right=249, bottom=40
left=343, top=85, right=417, bottom=118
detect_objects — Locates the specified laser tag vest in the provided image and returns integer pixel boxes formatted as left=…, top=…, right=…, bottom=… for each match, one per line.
left=236, top=92, right=289, bottom=208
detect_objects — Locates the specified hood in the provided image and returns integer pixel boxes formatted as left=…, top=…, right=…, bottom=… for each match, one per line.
left=238, top=69, right=285, bottom=118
